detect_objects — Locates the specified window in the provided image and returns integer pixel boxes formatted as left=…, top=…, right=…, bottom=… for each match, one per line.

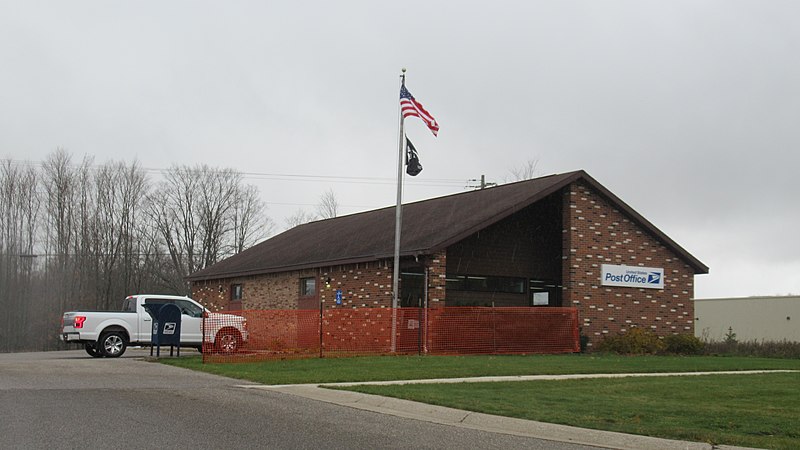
left=532, top=292, right=550, bottom=306
left=529, top=279, right=562, bottom=307
left=300, top=277, right=316, bottom=297
left=175, top=299, right=203, bottom=317
left=123, top=297, right=137, bottom=312
left=231, top=284, right=243, bottom=301
left=445, top=274, right=525, bottom=294
left=400, top=271, right=425, bottom=307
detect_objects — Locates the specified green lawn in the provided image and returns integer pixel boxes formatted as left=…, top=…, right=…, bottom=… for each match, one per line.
left=339, top=372, right=800, bottom=450
left=157, top=354, right=800, bottom=449
left=157, top=353, right=800, bottom=385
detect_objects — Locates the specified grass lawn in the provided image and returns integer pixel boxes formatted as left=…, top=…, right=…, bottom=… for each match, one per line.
left=157, top=354, right=800, bottom=448
left=157, top=353, right=800, bottom=385
left=339, top=372, right=800, bottom=450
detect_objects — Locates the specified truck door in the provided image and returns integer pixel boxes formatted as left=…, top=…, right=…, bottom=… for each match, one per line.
left=174, top=299, right=203, bottom=344
left=137, top=298, right=165, bottom=343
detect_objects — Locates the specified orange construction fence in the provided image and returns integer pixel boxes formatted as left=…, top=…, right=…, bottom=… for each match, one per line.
left=202, top=307, right=579, bottom=363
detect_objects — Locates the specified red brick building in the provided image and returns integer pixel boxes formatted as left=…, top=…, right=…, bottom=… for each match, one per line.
left=187, top=170, right=707, bottom=348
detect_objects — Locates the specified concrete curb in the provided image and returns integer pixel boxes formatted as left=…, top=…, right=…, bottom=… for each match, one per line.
left=237, top=371, right=788, bottom=450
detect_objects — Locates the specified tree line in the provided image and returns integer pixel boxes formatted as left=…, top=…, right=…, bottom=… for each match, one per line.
left=0, top=148, right=533, bottom=353
left=0, top=149, right=273, bottom=352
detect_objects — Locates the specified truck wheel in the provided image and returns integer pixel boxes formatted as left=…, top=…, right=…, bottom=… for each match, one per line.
left=99, top=331, right=127, bottom=358
left=85, top=343, right=103, bottom=358
left=215, top=328, right=242, bottom=353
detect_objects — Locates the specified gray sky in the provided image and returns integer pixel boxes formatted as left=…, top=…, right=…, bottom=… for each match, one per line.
left=2, top=1, right=798, bottom=299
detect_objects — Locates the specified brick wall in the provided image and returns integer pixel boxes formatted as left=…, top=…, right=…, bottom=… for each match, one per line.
left=191, top=269, right=316, bottom=311
left=318, top=260, right=394, bottom=309
left=562, top=181, right=696, bottom=347
left=192, top=256, right=448, bottom=311
left=427, top=249, right=446, bottom=306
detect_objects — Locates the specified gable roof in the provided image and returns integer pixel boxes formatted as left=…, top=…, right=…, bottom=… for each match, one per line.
left=187, top=170, right=708, bottom=281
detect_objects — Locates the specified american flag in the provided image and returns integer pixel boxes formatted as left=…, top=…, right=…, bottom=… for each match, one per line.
left=400, top=84, right=439, bottom=137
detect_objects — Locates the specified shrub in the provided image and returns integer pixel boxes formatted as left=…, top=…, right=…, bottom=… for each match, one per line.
left=703, top=339, right=800, bottom=358
left=723, top=327, right=738, bottom=344
left=596, top=328, right=665, bottom=355
left=663, top=334, right=705, bottom=355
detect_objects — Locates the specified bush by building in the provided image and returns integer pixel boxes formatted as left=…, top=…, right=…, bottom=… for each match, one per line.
left=663, top=334, right=705, bottom=355
left=595, top=328, right=666, bottom=355
left=596, top=328, right=707, bottom=355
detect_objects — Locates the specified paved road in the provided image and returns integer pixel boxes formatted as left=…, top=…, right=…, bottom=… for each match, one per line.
left=0, top=349, right=601, bottom=450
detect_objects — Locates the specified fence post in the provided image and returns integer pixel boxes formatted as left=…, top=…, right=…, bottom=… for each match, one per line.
left=319, top=298, right=323, bottom=358
left=492, top=302, right=496, bottom=355
left=424, top=267, right=429, bottom=354
left=418, top=300, right=422, bottom=356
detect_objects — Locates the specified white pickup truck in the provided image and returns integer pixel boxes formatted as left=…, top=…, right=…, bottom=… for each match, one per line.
left=61, top=294, right=248, bottom=358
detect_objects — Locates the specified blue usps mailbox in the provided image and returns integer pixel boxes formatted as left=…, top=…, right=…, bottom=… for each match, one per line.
left=143, top=301, right=182, bottom=357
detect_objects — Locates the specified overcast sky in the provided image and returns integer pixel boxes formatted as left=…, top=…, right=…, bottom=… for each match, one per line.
left=1, top=1, right=798, bottom=299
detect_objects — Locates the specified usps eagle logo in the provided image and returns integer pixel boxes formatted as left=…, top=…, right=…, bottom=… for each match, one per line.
left=647, top=273, right=661, bottom=284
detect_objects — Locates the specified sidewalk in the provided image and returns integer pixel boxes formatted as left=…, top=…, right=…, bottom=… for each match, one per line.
left=238, top=371, right=790, bottom=450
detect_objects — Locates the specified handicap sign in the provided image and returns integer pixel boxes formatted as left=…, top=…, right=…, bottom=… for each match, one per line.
left=335, top=289, right=343, bottom=305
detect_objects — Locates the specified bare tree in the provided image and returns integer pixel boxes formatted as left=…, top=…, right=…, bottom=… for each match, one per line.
left=285, top=208, right=317, bottom=229
left=231, top=184, right=272, bottom=254
left=198, top=167, right=240, bottom=268
left=116, top=161, right=150, bottom=297
left=508, top=158, right=540, bottom=181
left=41, top=149, right=76, bottom=273
left=40, top=149, right=95, bottom=311
left=316, top=188, right=340, bottom=219
left=91, top=160, right=148, bottom=308
left=0, top=149, right=282, bottom=352
left=0, top=160, right=40, bottom=350
left=149, top=166, right=201, bottom=292
left=150, top=164, right=270, bottom=292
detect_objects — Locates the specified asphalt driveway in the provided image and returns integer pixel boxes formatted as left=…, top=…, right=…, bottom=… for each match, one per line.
left=0, top=349, right=600, bottom=450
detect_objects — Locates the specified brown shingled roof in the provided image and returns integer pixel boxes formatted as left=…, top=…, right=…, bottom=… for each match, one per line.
left=186, top=170, right=708, bottom=281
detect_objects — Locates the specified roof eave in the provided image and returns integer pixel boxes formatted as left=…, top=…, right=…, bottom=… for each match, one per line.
left=577, top=172, right=709, bottom=274
left=185, top=250, right=432, bottom=282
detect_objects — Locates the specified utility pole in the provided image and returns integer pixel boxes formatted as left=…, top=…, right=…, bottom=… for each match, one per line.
left=466, top=174, right=497, bottom=190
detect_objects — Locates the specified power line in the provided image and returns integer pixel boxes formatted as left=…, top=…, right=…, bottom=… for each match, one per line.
left=5, top=158, right=468, bottom=188
left=3, top=157, right=478, bottom=212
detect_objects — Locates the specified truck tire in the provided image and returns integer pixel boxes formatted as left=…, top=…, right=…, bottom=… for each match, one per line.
left=85, top=343, right=103, bottom=358
left=99, top=331, right=127, bottom=358
left=215, top=328, right=242, bottom=353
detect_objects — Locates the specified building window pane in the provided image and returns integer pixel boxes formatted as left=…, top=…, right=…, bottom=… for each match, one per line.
left=445, top=275, right=466, bottom=290
left=300, top=277, right=316, bottom=297
left=529, top=279, right=562, bottom=307
left=231, top=284, right=243, bottom=300
left=532, top=292, right=550, bottom=306
left=445, top=274, right=526, bottom=294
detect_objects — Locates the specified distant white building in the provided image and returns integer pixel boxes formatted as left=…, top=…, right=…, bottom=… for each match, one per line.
left=694, top=296, right=800, bottom=342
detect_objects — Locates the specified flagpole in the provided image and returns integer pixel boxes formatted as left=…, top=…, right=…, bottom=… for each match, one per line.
left=392, top=68, right=406, bottom=353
